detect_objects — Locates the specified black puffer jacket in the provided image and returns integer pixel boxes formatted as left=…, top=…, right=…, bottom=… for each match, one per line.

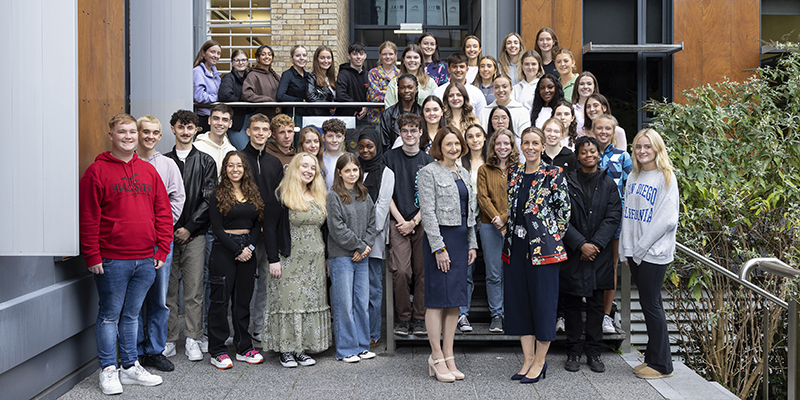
left=561, top=169, right=621, bottom=297
left=164, top=146, right=218, bottom=236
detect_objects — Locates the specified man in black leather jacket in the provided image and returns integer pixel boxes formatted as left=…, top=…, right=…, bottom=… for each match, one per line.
left=163, top=110, right=218, bottom=361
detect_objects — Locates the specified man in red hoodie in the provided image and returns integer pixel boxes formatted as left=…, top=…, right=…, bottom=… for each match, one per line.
left=79, top=113, right=173, bottom=395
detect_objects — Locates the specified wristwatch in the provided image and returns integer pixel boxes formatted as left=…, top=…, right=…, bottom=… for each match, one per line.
left=414, top=219, right=420, bottom=226
left=247, top=244, right=256, bottom=252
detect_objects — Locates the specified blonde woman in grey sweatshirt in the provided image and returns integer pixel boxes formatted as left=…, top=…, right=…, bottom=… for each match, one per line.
left=619, top=128, right=678, bottom=380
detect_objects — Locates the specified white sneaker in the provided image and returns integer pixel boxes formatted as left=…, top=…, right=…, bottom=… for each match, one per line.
left=294, top=351, right=316, bottom=366
left=119, top=361, right=163, bottom=386
left=602, top=315, right=616, bottom=334
left=358, top=350, right=376, bottom=360
left=556, top=317, right=565, bottom=332
left=163, top=341, right=176, bottom=357
left=185, top=337, right=203, bottom=361
left=99, top=365, right=123, bottom=395
left=236, top=349, right=264, bottom=364
left=211, top=354, right=233, bottom=369
left=341, top=354, right=360, bottom=363
left=198, top=335, right=209, bottom=353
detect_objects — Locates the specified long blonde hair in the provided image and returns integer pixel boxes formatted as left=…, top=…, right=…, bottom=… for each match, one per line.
left=276, top=152, right=328, bottom=215
left=632, top=129, right=674, bottom=187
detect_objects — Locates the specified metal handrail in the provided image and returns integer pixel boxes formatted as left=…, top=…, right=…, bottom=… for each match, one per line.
left=675, top=243, right=789, bottom=309
left=659, top=242, right=799, bottom=399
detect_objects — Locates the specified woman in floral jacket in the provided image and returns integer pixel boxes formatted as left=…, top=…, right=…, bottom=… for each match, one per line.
left=502, top=126, right=570, bottom=384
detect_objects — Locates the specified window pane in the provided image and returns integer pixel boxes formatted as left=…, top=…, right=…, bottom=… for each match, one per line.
left=646, top=0, right=663, bottom=43
left=356, top=0, right=467, bottom=26
left=582, top=53, right=638, bottom=144
left=583, top=0, right=637, bottom=44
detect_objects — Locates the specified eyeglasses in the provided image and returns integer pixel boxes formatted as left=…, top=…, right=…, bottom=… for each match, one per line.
left=491, top=115, right=509, bottom=122
left=233, top=59, right=249, bottom=63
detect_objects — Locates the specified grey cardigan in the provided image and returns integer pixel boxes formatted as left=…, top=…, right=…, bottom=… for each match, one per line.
left=418, top=161, right=478, bottom=252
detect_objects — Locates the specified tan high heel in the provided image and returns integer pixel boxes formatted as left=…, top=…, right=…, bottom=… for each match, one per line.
left=428, top=355, right=456, bottom=382
left=444, top=356, right=464, bottom=380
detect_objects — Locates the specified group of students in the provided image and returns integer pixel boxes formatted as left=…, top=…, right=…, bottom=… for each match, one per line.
left=83, top=29, right=678, bottom=395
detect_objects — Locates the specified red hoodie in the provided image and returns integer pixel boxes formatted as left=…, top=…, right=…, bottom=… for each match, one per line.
left=80, top=152, right=173, bottom=267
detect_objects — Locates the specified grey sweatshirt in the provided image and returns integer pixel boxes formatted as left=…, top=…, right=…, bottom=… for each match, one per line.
left=326, top=189, right=378, bottom=258
left=619, top=169, right=679, bottom=265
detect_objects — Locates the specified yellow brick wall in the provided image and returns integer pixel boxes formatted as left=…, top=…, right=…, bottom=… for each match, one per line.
left=271, top=0, right=350, bottom=75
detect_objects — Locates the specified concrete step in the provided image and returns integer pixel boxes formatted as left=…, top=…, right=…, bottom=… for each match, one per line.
left=621, top=352, right=739, bottom=399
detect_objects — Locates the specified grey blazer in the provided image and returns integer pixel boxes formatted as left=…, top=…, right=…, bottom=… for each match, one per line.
left=418, top=161, right=478, bottom=252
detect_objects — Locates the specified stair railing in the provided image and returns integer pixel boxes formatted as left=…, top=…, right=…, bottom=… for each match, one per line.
left=620, top=242, right=798, bottom=399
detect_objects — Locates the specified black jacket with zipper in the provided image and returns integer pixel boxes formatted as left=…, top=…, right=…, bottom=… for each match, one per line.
left=164, top=146, right=218, bottom=236
left=242, top=141, right=287, bottom=263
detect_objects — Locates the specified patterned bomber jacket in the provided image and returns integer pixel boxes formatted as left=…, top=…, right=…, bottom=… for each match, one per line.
left=501, top=162, right=571, bottom=266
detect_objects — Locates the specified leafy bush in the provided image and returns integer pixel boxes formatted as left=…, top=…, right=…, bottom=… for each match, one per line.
left=643, top=44, right=800, bottom=399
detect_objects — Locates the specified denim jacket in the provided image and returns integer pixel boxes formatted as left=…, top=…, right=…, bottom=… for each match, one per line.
left=501, top=162, right=570, bottom=266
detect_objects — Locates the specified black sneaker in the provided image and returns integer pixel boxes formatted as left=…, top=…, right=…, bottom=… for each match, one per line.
left=412, top=319, right=427, bottom=336
left=142, top=353, right=175, bottom=372
left=564, top=355, right=580, bottom=372
left=394, top=320, right=410, bottom=336
left=489, top=315, right=504, bottom=333
left=588, top=355, right=605, bottom=373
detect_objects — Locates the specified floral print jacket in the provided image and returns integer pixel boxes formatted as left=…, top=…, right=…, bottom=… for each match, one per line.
left=501, top=162, right=571, bottom=266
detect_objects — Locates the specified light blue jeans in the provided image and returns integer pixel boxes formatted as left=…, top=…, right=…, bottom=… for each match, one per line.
left=95, top=258, right=156, bottom=368
left=227, top=113, right=253, bottom=151
left=459, top=225, right=478, bottom=316
left=137, top=243, right=173, bottom=356
left=368, top=257, right=383, bottom=342
left=480, top=222, right=504, bottom=317
left=329, top=256, right=370, bottom=359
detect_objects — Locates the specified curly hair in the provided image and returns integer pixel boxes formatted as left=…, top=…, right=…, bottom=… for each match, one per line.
left=215, top=151, right=264, bottom=220
left=486, top=128, right=520, bottom=167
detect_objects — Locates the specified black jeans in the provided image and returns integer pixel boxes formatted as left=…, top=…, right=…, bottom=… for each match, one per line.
left=563, top=289, right=604, bottom=357
left=629, top=258, right=673, bottom=374
left=208, top=233, right=257, bottom=357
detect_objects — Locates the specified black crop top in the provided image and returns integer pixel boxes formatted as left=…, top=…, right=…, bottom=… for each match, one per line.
left=209, top=194, right=261, bottom=253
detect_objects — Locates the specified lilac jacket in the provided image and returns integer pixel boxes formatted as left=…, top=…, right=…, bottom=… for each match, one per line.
left=193, top=64, right=221, bottom=116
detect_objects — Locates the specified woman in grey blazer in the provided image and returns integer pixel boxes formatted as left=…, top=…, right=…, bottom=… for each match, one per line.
left=418, top=126, right=478, bottom=383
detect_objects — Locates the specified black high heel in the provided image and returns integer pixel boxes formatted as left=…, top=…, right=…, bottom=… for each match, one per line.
left=520, top=362, right=547, bottom=384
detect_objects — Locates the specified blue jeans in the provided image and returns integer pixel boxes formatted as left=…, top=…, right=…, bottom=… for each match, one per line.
left=329, top=257, right=370, bottom=359
left=480, top=222, right=504, bottom=317
left=368, top=257, right=383, bottom=342
left=95, top=258, right=156, bottom=368
left=137, top=244, right=173, bottom=356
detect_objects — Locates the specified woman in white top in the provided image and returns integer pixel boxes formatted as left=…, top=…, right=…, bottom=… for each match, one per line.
left=619, top=128, right=678, bottom=379
left=580, top=93, right=627, bottom=150
left=462, top=36, right=482, bottom=84
left=478, top=75, right=531, bottom=150
left=530, top=74, right=565, bottom=129
left=571, top=71, right=599, bottom=130
left=513, top=50, right=544, bottom=112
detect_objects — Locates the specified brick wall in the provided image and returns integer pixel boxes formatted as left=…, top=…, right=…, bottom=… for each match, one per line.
left=271, top=0, right=349, bottom=75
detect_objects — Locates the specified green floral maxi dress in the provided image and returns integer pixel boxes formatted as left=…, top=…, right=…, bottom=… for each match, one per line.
left=262, top=201, right=332, bottom=353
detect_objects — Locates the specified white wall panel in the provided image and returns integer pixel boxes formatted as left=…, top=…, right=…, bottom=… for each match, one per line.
left=130, top=0, right=194, bottom=154
left=0, top=0, right=78, bottom=256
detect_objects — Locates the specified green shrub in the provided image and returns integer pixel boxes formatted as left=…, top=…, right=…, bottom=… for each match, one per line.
left=643, top=44, right=800, bottom=399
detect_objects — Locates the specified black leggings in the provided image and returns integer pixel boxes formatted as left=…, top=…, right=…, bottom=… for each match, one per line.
left=208, top=233, right=257, bottom=357
left=629, top=258, right=673, bottom=374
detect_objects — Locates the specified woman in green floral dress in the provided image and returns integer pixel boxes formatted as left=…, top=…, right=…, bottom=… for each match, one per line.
left=263, top=152, right=332, bottom=368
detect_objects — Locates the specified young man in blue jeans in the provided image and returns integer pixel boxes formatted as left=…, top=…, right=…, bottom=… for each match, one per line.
left=80, top=113, right=173, bottom=395
left=135, top=115, right=186, bottom=372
